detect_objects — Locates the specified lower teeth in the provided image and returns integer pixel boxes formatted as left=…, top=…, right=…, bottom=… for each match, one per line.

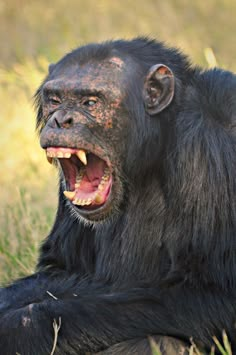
left=72, top=198, right=92, bottom=206
left=65, top=170, right=110, bottom=206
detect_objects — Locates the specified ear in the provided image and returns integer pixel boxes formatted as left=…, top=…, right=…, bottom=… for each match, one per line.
left=143, top=64, right=175, bottom=115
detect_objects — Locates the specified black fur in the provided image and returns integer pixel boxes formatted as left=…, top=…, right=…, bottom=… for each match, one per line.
left=0, top=38, right=236, bottom=354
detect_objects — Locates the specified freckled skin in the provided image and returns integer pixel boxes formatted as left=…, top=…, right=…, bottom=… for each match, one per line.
left=40, top=57, right=131, bottom=220
left=41, top=59, right=128, bottom=159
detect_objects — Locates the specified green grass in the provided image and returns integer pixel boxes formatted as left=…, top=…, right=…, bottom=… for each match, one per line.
left=0, top=1, right=235, bottom=353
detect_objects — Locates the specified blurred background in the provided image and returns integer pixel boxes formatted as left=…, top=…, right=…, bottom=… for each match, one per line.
left=0, top=0, right=235, bottom=282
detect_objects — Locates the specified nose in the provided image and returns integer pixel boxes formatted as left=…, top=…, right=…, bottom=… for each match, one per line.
left=49, top=110, right=75, bottom=129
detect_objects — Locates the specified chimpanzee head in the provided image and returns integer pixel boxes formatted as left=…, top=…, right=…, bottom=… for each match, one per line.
left=36, top=39, right=184, bottom=223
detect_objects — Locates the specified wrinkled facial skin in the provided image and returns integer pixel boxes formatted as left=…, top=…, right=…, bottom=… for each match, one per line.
left=39, top=57, right=130, bottom=222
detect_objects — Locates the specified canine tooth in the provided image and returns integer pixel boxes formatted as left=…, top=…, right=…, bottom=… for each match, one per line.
left=63, top=190, right=76, bottom=200
left=76, top=150, right=87, bottom=165
left=46, top=154, right=53, bottom=164
left=95, top=193, right=103, bottom=204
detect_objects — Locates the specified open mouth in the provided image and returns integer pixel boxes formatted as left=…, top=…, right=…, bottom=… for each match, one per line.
left=46, top=147, right=112, bottom=211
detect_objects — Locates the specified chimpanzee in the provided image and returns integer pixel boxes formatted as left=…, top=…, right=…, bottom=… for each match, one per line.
left=0, top=38, right=236, bottom=355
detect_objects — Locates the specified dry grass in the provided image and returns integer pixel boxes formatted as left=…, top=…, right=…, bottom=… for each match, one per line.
left=0, top=58, right=57, bottom=283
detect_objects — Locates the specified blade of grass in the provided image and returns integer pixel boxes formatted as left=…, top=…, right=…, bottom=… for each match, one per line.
left=213, top=336, right=227, bottom=355
left=222, top=330, right=232, bottom=355
left=148, top=336, right=162, bottom=355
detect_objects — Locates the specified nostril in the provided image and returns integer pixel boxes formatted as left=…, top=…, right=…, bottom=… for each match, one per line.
left=49, top=111, right=75, bottom=129
left=62, top=117, right=74, bottom=129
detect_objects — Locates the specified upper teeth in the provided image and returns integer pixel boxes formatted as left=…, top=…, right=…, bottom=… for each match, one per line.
left=46, top=148, right=87, bottom=165
left=46, top=150, right=71, bottom=158
left=76, top=150, right=87, bottom=165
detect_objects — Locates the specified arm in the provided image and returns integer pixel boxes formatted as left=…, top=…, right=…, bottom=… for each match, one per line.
left=0, top=272, right=50, bottom=313
left=0, top=283, right=235, bottom=354
left=0, top=207, right=95, bottom=314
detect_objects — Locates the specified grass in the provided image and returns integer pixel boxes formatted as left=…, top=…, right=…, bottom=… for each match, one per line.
left=0, top=0, right=236, bottom=71
left=0, top=1, right=235, bottom=353
left=0, top=57, right=57, bottom=282
left=149, top=332, right=233, bottom=355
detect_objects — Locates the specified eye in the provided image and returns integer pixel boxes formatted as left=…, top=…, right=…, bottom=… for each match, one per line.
left=48, top=96, right=61, bottom=105
left=82, top=98, right=98, bottom=107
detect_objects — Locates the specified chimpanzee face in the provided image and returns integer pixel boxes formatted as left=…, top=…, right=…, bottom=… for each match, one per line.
left=38, top=52, right=174, bottom=223
left=39, top=57, right=130, bottom=222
